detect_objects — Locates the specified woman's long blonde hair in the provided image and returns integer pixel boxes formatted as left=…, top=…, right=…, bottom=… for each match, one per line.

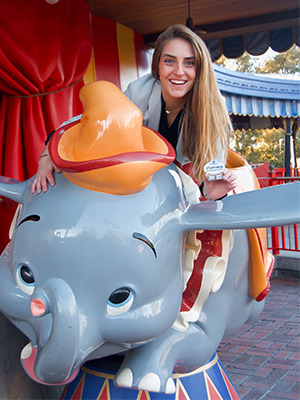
left=152, top=24, right=231, bottom=182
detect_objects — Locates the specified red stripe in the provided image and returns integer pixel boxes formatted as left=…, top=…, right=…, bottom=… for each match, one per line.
left=255, top=255, right=275, bottom=302
left=91, top=15, right=121, bottom=88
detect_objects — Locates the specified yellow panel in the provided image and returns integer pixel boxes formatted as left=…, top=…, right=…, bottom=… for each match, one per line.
left=83, top=48, right=96, bottom=85
left=116, top=23, right=138, bottom=92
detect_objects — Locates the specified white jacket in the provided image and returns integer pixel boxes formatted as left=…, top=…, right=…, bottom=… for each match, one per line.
left=124, top=73, right=191, bottom=166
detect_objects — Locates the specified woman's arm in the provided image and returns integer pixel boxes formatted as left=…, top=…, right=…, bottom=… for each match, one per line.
left=31, top=115, right=82, bottom=194
left=31, top=144, right=62, bottom=194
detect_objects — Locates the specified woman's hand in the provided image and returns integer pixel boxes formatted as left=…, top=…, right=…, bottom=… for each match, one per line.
left=31, top=151, right=61, bottom=194
left=202, top=168, right=237, bottom=201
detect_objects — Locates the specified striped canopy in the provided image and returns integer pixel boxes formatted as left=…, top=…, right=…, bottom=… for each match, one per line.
left=213, top=65, right=300, bottom=118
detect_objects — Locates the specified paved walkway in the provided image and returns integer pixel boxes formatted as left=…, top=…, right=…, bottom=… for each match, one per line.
left=218, top=277, right=300, bottom=400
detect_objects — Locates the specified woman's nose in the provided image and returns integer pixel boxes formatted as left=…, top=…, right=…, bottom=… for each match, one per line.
left=174, top=63, right=184, bottom=75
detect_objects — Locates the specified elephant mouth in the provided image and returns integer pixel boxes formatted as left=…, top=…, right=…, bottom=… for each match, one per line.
left=21, top=342, right=78, bottom=385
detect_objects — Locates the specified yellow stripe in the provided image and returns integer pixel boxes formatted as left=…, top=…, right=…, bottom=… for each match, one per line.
left=137, top=390, right=151, bottom=400
left=84, top=47, right=96, bottom=85
left=172, top=353, right=218, bottom=378
left=82, top=354, right=218, bottom=382
left=81, top=365, right=115, bottom=380
left=96, top=378, right=110, bottom=400
left=116, top=23, right=138, bottom=91
left=83, top=15, right=96, bottom=85
left=176, top=379, right=192, bottom=400
left=204, top=370, right=223, bottom=400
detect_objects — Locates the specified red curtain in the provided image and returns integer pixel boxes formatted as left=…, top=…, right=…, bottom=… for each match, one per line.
left=0, top=0, right=93, bottom=252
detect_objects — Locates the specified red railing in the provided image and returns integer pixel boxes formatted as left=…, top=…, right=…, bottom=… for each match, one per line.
left=258, top=168, right=300, bottom=188
left=256, top=169, right=300, bottom=255
left=268, top=225, right=299, bottom=256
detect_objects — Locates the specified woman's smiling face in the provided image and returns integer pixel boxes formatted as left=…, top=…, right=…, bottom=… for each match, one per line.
left=158, top=38, right=196, bottom=104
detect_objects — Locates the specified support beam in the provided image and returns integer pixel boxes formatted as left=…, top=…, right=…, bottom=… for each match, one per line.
left=283, top=118, right=292, bottom=177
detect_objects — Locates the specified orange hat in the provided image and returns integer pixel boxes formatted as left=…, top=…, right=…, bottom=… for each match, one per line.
left=49, top=81, right=175, bottom=195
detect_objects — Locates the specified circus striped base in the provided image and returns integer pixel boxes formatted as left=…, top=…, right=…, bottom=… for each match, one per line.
left=60, top=353, right=240, bottom=400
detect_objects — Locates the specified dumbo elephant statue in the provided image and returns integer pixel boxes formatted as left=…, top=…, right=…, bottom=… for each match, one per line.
left=0, top=81, right=299, bottom=394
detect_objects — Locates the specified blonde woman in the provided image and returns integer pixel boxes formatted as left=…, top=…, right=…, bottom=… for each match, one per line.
left=32, top=24, right=237, bottom=198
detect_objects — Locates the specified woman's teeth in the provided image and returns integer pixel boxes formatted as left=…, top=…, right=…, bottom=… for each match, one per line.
left=170, top=80, right=185, bottom=85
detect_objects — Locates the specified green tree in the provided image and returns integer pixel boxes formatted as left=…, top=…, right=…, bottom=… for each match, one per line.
left=214, top=44, right=300, bottom=75
left=231, top=127, right=300, bottom=169
left=235, top=52, right=256, bottom=73
left=214, top=51, right=258, bottom=72
left=261, top=45, right=300, bottom=74
left=214, top=54, right=227, bottom=67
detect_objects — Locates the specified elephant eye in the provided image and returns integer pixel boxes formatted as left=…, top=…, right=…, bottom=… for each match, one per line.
left=107, top=288, right=133, bottom=316
left=16, top=265, right=35, bottom=295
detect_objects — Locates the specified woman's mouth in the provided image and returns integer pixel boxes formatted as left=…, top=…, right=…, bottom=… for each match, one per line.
left=170, top=80, right=186, bottom=85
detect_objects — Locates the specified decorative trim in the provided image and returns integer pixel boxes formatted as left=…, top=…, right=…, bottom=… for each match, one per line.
left=3, top=78, right=83, bottom=98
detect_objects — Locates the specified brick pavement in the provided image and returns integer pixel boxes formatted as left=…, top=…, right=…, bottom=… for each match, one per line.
left=218, top=277, right=300, bottom=400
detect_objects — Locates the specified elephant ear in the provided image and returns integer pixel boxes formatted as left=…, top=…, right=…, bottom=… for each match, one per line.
left=181, top=182, right=300, bottom=232
left=0, top=176, right=28, bottom=203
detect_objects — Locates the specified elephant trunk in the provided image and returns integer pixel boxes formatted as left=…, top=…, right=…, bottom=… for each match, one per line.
left=29, top=278, right=79, bottom=384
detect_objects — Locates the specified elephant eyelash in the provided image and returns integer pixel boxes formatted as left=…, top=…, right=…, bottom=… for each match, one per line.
left=132, top=232, right=157, bottom=258
left=17, top=214, right=40, bottom=228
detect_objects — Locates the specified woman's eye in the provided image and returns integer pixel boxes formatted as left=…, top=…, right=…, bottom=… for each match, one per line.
left=107, top=288, right=133, bottom=316
left=16, top=265, right=35, bottom=295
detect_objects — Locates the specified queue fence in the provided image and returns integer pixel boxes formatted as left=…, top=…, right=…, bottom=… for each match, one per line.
left=257, top=171, right=300, bottom=255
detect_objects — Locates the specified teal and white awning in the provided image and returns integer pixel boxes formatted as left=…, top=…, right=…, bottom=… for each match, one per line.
left=221, top=93, right=299, bottom=118
left=213, top=65, right=300, bottom=118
